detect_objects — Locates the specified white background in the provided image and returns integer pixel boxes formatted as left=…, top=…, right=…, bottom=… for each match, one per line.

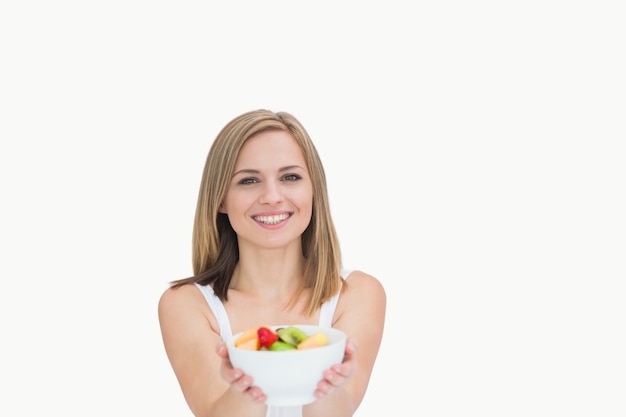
left=1, top=1, right=624, bottom=416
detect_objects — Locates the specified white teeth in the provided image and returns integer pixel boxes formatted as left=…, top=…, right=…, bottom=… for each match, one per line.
left=254, top=213, right=290, bottom=225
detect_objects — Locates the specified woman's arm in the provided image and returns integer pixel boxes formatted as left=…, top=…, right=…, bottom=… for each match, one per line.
left=303, top=271, right=387, bottom=417
left=158, top=284, right=267, bottom=417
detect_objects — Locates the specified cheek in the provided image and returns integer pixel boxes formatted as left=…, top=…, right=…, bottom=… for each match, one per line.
left=298, top=189, right=314, bottom=215
left=221, top=191, right=248, bottom=214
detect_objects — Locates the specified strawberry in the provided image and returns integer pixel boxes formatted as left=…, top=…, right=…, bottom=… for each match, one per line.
left=257, top=326, right=279, bottom=349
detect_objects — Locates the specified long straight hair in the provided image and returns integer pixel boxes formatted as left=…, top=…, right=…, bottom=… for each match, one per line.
left=170, top=109, right=343, bottom=316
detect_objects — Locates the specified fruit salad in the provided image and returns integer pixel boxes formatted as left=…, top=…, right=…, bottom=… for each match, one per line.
left=234, top=325, right=329, bottom=351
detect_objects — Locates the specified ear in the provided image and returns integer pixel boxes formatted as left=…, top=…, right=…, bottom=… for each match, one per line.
left=218, top=203, right=226, bottom=214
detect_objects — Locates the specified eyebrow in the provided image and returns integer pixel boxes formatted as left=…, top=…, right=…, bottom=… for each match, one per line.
left=232, top=165, right=305, bottom=177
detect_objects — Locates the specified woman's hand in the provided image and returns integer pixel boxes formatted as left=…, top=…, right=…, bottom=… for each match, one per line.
left=314, top=337, right=358, bottom=399
left=216, top=342, right=267, bottom=403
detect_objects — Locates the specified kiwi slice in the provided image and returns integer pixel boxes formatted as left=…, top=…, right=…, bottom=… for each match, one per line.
left=276, top=326, right=308, bottom=346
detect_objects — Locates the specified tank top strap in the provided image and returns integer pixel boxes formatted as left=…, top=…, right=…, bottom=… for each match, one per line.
left=318, top=268, right=352, bottom=327
left=195, top=283, right=234, bottom=342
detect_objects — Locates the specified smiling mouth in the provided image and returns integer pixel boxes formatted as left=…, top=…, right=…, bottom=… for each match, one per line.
left=253, top=213, right=290, bottom=225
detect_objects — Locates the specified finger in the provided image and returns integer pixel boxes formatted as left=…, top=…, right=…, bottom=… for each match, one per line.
left=323, top=367, right=350, bottom=387
left=345, top=337, right=358, bottom=355
left=315, top=380, right=335, bottom=398
left=244, top=386, right=267, bottom=403
left=216, top=342, right=228, bottom=357
left=229, top=374, right=253, bottom=392
left=321, top=338, right=356, bottom=379
left=330, top=358, right=358, bottom=380
left=221, top=365, right=241, bottom=383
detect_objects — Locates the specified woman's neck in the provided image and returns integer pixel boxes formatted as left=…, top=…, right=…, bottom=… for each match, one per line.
left=229, top=245, right=306, bottom=298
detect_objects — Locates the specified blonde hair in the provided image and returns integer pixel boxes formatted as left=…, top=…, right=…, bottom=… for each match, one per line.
left=171, top=109, right=343, bottom=315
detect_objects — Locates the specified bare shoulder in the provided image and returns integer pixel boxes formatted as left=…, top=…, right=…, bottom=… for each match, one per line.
left=158, top=283, right=204, bottom=313
left=335, top=270, right=386, bottom=324
left=343, top=270, right=386, bottom=302
left=158, top=283, right=217, bottom=332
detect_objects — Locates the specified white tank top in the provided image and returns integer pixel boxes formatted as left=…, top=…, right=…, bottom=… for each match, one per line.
left=195, top=269, right=351, bottom=417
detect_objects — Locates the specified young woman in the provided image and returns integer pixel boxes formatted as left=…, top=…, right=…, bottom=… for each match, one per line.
left=158, top=109, right=386, bottom=417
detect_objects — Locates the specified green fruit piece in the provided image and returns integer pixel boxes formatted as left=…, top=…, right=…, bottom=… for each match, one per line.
left=269, top=340, right=297, bottom=351
left=277, top=326, right=308, bottom=346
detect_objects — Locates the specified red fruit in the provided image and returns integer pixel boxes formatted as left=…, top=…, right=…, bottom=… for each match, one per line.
left=257, top=326, right=279, bottom=349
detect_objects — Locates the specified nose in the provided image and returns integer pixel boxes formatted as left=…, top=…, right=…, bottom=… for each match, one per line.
left=259, top=179, right=284, bottom=205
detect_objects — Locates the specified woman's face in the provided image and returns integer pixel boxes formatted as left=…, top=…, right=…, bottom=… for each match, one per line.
left=220, top=130, right=313, bottom=250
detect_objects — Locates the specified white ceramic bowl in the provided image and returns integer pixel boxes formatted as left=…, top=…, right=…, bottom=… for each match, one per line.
left=227, top=324, right=347, bottom=406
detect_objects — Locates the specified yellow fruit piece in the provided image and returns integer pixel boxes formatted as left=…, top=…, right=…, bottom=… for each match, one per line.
left=297, top=332, right=328, bottom=350
left=237, top=337, right=261, bottom=350
left=234, top=327, right=259, bottom=348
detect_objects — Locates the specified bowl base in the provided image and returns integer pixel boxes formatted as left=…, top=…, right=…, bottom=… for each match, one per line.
left=266, top=395, right=316, bottom=407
